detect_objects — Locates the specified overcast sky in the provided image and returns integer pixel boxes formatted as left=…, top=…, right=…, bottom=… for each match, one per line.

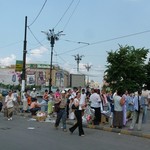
left=0, top=0, right=150, bottom=84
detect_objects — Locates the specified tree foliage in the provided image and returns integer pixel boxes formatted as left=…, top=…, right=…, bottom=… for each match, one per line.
left=145, top=61, right=150, bottom=90
left=104, top=45, right=149, bottom=92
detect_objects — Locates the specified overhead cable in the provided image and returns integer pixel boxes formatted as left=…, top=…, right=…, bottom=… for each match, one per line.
left=90, top=29, right=150, bottom=45
left=63, top=0, right=80, bottom=31
left=28, top=26, right=45, bottom=47
left=28, top=0, right=47, bottom=27
left=57, top=29, right=150, bottom=55
left=54, top=0, right=75, bottom=29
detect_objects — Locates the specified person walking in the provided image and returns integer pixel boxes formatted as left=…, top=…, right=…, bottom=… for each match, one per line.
left=69, top=92, right=85, bottom=136
left=4, top=90, right=15, bottom=120
left=54, top=90, right=67, bottom=132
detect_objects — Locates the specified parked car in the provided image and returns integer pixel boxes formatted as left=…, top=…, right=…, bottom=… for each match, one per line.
left=2, top=90, right=8, bottom=97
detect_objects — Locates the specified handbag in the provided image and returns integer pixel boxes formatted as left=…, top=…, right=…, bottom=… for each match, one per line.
left=71, top=104, right=79, bottom=110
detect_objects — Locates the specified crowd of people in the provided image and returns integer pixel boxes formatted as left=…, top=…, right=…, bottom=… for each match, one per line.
left=0, top=86, right=149, bottom=136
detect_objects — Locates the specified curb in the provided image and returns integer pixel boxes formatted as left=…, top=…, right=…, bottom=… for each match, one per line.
left=67, top=121, right=150, bottom=139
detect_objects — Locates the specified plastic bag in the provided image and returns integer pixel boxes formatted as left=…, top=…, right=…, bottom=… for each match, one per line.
left=82, top=105, right=95, bottom=124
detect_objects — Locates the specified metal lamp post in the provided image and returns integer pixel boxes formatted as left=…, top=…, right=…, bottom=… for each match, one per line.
left=42, top=29, right=63, bottom=92
left=73, top=54, right=84, bottom=72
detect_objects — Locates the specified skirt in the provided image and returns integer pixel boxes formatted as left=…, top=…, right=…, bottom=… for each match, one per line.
left=113, top=111, right=123, bottom=128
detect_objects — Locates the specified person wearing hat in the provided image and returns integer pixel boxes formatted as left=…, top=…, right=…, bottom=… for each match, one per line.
left=30, top=88, right=37, bottom=100
left=54, top=90, right=67, bottom=132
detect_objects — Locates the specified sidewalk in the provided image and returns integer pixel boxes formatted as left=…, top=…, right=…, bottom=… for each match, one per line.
left=67, top=109, right=150, bottom=139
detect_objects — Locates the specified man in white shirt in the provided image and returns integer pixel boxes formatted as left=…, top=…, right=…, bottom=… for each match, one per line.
left=70, top=87, right=78, bottom=99
left=30, top=88, right=37, bottom=100
left=90, top=88, right=101, bottom=125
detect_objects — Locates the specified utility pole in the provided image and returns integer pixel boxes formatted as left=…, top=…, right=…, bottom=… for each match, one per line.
left=42, top=29, right=64, bottom=92
left=73, top=54, right=84, bottom=72
left=84, top=63, right=92, bottom=84
left=22, top=16, right=27, bottom=92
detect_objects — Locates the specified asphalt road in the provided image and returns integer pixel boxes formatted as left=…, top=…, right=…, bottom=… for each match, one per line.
left=0, top=113, right=149, bottom=150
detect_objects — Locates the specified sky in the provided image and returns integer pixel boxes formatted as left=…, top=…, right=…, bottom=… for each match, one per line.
left=0, top=0, right=150, bottom=84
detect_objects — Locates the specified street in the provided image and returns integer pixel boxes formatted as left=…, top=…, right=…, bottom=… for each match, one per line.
left=0, top=113, right=149, bottom=150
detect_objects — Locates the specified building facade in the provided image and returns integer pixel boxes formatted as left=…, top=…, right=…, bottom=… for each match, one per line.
left=0, top=64, right=70, bottom=88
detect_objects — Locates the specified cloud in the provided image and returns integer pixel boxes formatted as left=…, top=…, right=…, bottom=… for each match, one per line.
left=29, top=46, right=48, bottom=58
left=0, top=54, right=16, bottom=66
left=26, top=46, right=49, bottom=64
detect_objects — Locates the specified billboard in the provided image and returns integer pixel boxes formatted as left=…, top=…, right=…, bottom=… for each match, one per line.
left=0, top=69, right=21, bottom=85
left=26, top=75, right=35, bottom=85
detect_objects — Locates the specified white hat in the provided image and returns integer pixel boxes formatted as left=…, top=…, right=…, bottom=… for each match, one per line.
left=33, top=88, right=36, bottom=91
left=61, top=90, right=65, bottom=94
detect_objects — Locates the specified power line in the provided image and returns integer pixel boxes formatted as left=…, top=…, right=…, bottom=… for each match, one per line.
left=28, top=26, right=45, bottom=47
left=54, top=0, right=75, bottom=29
left=54, top=53, right=76, bottom=67
left=28, top=0, right=47, bottom=27
left=0, top=41, right=22, bottom=50
left=61, top=39, right=89, bottom=45
left=57, top=29, right=150, bottom=55
left=63, top=0, right=80, bottom=31
left=57, top=44, right=89, bottom=55
left=90, top=29, right=150, bottom=46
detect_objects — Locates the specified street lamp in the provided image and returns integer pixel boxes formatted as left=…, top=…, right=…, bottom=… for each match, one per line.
left=42, top=29, right=64, bottom=92
left=73, top=54, right=84, bottom=72
left=84, top=63, right=92, bottom=84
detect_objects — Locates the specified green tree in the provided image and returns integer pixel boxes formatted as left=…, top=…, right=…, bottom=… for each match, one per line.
left=145, top=60, right=150, bottom=90
left=104, top=45, right=149, bottom=92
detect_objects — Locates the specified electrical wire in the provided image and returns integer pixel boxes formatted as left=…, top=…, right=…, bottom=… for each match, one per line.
left=0, top=41, right=22, bottom=50
left=57, top=44, right=89, bottom=55
left=54, top=49, right=75, bottom=67
left=54, top=0, right=75, bottom=29
left=90, top=29, right=150, bottom=46
left=57, top=29, right=150, bottom=55
left=28, top=0, right=47, bottom=27
left=28, top=26, right=45, bottom=47
left=63, top=0, right=80, bottom=31
left=61, top=39, right=89, bottom=45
